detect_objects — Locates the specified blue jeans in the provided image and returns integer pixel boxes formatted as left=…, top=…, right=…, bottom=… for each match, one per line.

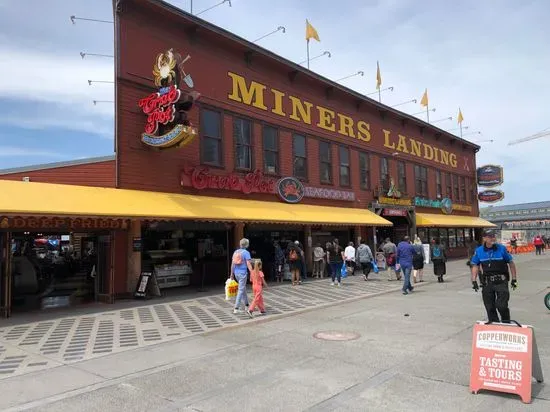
left=234, top=272, right=249, bottom=309
left=402, top=266, right=413, bottom=292
left=330, top=263, right=341, bottom=283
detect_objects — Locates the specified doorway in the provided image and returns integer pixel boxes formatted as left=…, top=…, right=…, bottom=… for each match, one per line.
left=376, top=216, right=410, bottom=246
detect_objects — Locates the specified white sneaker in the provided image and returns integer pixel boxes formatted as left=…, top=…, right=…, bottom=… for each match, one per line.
left=233, top=309, right=241, bottom=314
left=337, top=282, right=341, bottom=287
left=331, top=282, right=335, bottom=286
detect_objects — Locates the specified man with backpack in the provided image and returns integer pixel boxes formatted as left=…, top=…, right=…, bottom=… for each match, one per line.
left=231, top=238, right=254, bottom=316
left=356, top=240, right=374, bottom=281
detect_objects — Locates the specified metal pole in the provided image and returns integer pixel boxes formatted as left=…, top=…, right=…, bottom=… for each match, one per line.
left=191, top=0, right=193, bottom=14
left=378, top=88, right=381, bottom=103
left=307, top=39, right=310, bottom=69
left=426, top=104, right=430, bottom=123
left=460, top=123, right=463, bottom=138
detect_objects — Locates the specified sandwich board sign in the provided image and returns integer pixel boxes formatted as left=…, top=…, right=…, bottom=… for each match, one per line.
left=470, top=321, right=544, bottom=403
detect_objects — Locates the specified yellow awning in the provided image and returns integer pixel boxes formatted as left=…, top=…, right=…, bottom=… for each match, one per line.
left=416, top=213, right=496, bottom=228
left=0, top=180, right=392, bottom=226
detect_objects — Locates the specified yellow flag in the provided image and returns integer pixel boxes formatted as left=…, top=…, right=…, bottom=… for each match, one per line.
left=457, top=108, right=464, bottom=124
left=420, top=89, right=429, bottom=107
left=305, top=19, right=320, bottom=42
left=376, top=61, right=382, bottom=90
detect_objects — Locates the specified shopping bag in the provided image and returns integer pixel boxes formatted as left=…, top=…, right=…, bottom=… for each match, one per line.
left=225, top=278, right=238, bottom=300
left=395, top=263, right=401, bottom=272
left=340, top=263, right=348, bottom=278
left=371, top=260, right=379, bottom=273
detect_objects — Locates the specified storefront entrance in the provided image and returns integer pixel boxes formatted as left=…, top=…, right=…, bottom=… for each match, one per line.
left=1, top=230, right=113, bottom=316
left=376, top=216, right=410, bottom=245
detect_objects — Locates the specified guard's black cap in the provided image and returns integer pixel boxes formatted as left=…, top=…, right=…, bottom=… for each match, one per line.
left=482, top=229, right=497, bottom=238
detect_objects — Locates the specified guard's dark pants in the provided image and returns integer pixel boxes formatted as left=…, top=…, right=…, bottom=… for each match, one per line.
left=481, top=282, right=510, bottom=323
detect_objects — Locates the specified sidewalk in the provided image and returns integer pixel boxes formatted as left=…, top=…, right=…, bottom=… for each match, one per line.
left=0, top=253, right=546, bottom=411
left=0, top=262, right=467, bottom=381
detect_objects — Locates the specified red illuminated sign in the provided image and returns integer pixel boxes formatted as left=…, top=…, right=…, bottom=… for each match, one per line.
left=139, top=85, right=181, bottom=134
left=382, top=209, right=408, bottom=217
left=182, top=167, right=276, bottom=195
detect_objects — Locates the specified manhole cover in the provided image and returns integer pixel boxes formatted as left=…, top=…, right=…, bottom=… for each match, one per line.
left=313, top=331, right=361, bottom=341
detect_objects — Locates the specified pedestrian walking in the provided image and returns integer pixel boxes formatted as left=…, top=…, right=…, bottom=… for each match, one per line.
left=509, top=236, right=518, bottom=254
left=534, top=235, right=544, bottom=255
left=247, top=259, right=268, bottom=317
left=344, top=241, right=356, bottom=275
left=430, top=238, right=447, bottom=283
left=231, top=238, right=254, bottom=315
left=327, top=239, right=344, bottom=286
left=471, top=229, right=518, bottom=323
left=412, top=236, right=425, bottom=283
left=287, top=241, right=303, bottom=286
left=295, top=240, right=307, bottom=280
left=382, top=238, right=400, bottom=281
left=396, top=236, right=415, bottom=295
left=356, top=240, right=374, bottom=281
left=313, top=243, right=326, bottom=278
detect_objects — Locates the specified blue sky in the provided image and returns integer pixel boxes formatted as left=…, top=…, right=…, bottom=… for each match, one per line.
left=0, top=0, right=549, bottom=205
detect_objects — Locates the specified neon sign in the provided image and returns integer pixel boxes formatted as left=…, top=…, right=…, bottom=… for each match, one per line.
left=139, top=49, right=198, bottom=149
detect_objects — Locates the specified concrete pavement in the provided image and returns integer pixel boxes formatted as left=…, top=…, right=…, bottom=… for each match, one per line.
left=0, top=254, right=548, bottom=411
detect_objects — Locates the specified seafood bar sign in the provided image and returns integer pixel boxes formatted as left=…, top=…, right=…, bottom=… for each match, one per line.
left=180, top=167, right=356, bottom=203
left=138, top=49, right=199, bottom=149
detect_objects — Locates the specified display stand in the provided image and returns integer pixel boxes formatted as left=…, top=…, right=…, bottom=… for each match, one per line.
left=470, top=320, right=544, bottom=404
left=134, top=271, right=162, bottom=299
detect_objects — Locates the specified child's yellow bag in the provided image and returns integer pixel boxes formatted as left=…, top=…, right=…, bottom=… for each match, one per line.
left=225, top=278, right=238, bottom=300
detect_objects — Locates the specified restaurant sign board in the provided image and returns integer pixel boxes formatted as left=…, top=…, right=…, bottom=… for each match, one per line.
left=378, top=196, right=412, bottom=206
left=477, top=165, right=504, bottom=187
left=0, top=217, right=129, bottom=231
left=180, top=167, right=356, bottom=202
left=478, top=190, right=505, bottom=203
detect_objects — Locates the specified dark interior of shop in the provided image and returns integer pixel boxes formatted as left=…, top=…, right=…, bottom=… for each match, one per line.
left=9, top=232, right=99, bottom=312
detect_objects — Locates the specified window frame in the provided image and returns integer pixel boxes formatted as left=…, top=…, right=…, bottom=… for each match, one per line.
left=359, top=151, right=371, bottom=190
left=262, top=124, right=280, bottom=176
left=435, top=170, right=442, bottom=198
left=445, top=172, right=452, bottom=199
left=397, top=161, right=407, bottom=194
left=292, top=133, right=308, bottom=181
left=233, top=117, right=254, bottom=171
left=414, top=164, right=428, bottom=197
left=319, top=140, right=332, bottom=184
left=199, top=107, right=224, bottom=167
left=452, top=174, right=459, bottom=201
left=460, top=176, right=466, bottom=203
left=380, top=157, right=390, bottom=192
left=339, top=145, right=351, bottom=187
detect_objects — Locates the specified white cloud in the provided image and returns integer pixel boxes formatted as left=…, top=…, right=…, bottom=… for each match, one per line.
left=0, top=146, right=66, bottom=158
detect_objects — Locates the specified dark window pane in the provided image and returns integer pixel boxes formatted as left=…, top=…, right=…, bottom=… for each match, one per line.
left=340, top=166, right=350, bottom=186
left=293, top=134, right=306, bottom=157
left=202, top=137, right=220, bottom=164
left=359, top=152, right=370, bottom=190
left=262, top=126, right=278, bottom=151
left=264, top=151, right=278, bottom=174
left=201, top=109, right=221, bottom=137
left=294, top=157, right=307, bottom=179
left=320, top=163, right=331, bottom=183
left=234, top=119, right=251, bottom=145
left=339, top=146, right=349, bottom=164
left=235, top=145, right=251, bottom=169
left=320, top=142, right=330, bottom=162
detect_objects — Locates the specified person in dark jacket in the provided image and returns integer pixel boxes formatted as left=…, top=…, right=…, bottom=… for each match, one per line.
left=286, top=241, right=302, bottom=286
left=396, top=236, right=415, bottom=295
left=273, top=241, right=285, bottom=283
left=430, top=238, right=447, bottom=283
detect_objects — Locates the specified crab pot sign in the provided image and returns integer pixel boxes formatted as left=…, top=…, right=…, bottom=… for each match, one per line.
left=470, top=322, right=543, bottom=403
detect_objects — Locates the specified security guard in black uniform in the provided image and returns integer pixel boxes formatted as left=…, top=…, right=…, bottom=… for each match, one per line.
left=470, top=229, right=518, bottom=323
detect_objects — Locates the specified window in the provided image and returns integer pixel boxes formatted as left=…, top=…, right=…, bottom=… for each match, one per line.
left=446, top=173, right=452, bottom=198
left=436, top=170, right=442, bottom=198
left=319, top=141, right=332, bottom=183
left=439, top=228, right=449, bottom=248
left=448, top=228, right=457, bottom=248
left=465, top=228, right=471, bottom=244
left=460, top=176, right=466, bottom=203
left=397, top=161, right=407, bottom=194
left=293, top=134, right=307, bottom=179
left=200, top=109, right=222, bottom=165
left=359, top=152, right=371, bottom=190
left=380, top=158, right=389, bottom=191
left=262, top=125, right=279, bottom=175
left=452, top=174, right=459, bottom=201
left=457, top=228, right=465, bottom=247
left=339, top=146, right=351, bottom=186
left=234, top=118, right=253, bottom=170
left=414, top=165, right=428, bottom=196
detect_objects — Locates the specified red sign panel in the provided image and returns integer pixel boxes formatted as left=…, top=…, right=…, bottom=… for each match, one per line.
left=382, top=209, right=408, bottom=217
left=180, top=167, right=356, bottom=202
left=478, top=190, right=505, bottom=203
left=470, top=323, right=533, bottom=403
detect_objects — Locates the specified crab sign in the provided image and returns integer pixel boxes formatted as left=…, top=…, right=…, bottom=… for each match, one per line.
left=153, top=49, right=177, bottom=87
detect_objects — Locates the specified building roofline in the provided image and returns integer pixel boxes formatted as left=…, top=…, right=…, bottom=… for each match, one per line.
left=137, top=0, right=480, bottom=151
left=0, top=155, right=115, bottom=175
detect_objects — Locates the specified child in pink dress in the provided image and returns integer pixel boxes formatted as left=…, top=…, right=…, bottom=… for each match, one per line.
left=247, top=260, right=267, bottom=317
